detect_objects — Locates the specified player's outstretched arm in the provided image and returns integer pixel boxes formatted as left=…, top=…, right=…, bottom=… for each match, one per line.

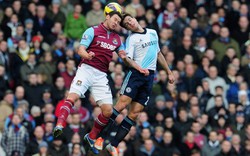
left=157, top=52, right=175, bottom=84
left=118, top=50, right=149, bottom=76
left=77, top=46, right=95, bottom=60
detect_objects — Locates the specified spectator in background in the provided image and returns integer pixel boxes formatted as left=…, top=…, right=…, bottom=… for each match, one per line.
left=86, top=1, right=105, bottom=27
left=27, top=2, right=37, bottom=19
left=216, top=140, right=232, bottom=156
left=60, top=59, right=76, bottom=89
left=241, top=44, right=250, bottom=67
left=145, top=9, right=159, bottom=33
left=232, top=16, right=250, bottom=50
left=68, top=133, right=86, bottom=155
left=203, top=66, right=227, bottom=96
left=174, top=36, right=199, bottom=64
left=191, top=121, right=207, bottom=149
left=24, top=72, right=45, bottom=108
left=179, top=131, right=200, bottom=156
left=60, top=0, right=74, bottom=18
left=20, top=53, right=41, bottom=82
left=24, top=126, right=44, bottom=156
left=211, top=27, right=240, bottom=62
left=33, top=5, right=54, bottom=44
left=202, top=131, right=221, bottom=156
left=12, top=0, right=28, bottom=22
left=0, top=65, right=9, bottom=99
left=70, top=143, right=85, bottom=156
left=125, top=0, right=141, bottom=17
left=1, top=114, right=29, bottom=156
left=63, top=112, right=86, bottom=143
left=7, top=24, right=25, bottom=52
left=171, top=7, right=190, bottom=38
left=44, top=121, right=54, bottom=143
left=39, top=51, right=56, bottom=85
left=0, top=7, right=14, bottom=40
left=32, top=36, right=45, bottom=60
left=37, top=141, right=50, bottom=156
left=47, top=0, right=66, bottom=27
left=0, top=90, right=14, bottom=132
left=0, top=40, right=10, bottom=76
left=5, top=106, right=34, bottom=134
left=51, top=76, right=66, bottom=104
left=23, top=18, right=35, bottom=44
left=157, top=1, right=177, bottom=29
left=137, top=138, right=163, bottom=156
left=231, top=133, right=244, bottom=155
left=48, top=135, right=68, bottom=156
left=195, top=6, right=209, bottom=31
left=64, top=4, right=88, bottom=41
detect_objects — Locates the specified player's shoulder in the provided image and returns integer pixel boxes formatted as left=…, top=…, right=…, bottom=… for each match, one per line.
left=146, top=28, right=158, bottom=35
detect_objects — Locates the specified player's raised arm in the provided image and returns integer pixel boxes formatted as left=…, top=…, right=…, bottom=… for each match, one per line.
left=157, top=51, right=175, bottom=84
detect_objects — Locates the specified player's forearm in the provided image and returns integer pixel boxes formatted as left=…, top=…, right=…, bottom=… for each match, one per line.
left=157, top=52, right=172, bottom=75
left=123, top=57, right=142, bottom=71
left=77, top=46, right=89, bottom=59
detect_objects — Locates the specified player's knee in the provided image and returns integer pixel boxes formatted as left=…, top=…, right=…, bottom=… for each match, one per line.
left=115, top=96, right=131, bottom=111
left=128, top=111, right=140, bottom=121
left=101, top=105, right=113, bottom=117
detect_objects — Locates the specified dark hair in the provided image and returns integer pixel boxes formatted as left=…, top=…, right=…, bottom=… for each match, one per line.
left=107, top=11, right=122, bottom=20
left=120, top=13, right=133, bottom=28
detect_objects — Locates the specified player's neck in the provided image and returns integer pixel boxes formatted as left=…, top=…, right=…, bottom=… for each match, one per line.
left=102, top=22, right=111, bottom=31
left=136, top=26, right=144, bottom=33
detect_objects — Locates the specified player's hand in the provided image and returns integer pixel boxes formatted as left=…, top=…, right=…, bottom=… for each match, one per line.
left=87, top=51, right=95, bottom=60
left=118, top=50, right=126, bottom=59
left=139, top=68, right=150, bottom=76
left=167, top=71, right=175, bottom=84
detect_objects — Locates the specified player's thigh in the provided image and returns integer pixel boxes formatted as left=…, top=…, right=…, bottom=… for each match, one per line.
left=134, top=74, right=154, bottom=106
left=91, top=74, right=113, bottom=105
left=128, top=101, right=144, bottom=120
left=120, top=71, right=142, bottom=100
left=69, top=65, right=93, bottom=97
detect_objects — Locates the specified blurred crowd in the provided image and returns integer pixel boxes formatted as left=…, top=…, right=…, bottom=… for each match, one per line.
left=0, top=0, right=250, bottom=156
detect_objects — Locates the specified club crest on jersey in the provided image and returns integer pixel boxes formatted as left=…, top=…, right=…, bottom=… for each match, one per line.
left=76, top=80, right=82, bottom=86
left=112, top=38, right=118, bottom=45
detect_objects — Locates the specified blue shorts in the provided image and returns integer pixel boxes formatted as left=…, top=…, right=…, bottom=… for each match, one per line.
left=120, top=68, right=155, bottom=106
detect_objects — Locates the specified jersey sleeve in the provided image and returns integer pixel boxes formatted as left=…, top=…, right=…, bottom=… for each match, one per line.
left=80, top=27, right=94, bottom=48
left=125, top=36, right=135, bottom=59
left=117, top=43, right=125, bottom=51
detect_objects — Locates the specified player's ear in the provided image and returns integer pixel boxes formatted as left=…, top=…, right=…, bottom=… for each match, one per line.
left=106, top=14, right=111, bottom=20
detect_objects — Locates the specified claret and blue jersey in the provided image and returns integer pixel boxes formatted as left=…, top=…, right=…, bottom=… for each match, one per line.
left=79, top=23, right=124, bottom=73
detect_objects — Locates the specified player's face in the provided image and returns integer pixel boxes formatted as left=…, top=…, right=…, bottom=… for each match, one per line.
left=106, top=14, right=121, bottom=30
left=123, top=16, right=139, bottom=31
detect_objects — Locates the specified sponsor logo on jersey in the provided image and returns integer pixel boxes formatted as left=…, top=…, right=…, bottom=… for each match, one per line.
left=141, top=40, right=158, bottom=48
left=112, top=38, right=118, bottom=45
left=100, top=41, right=116, bottom=50
left=82, top=35, right=88, bottom=40
left=98, top=36, right=106, bottom=39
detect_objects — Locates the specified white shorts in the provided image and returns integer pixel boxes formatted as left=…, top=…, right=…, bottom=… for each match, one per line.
left=69, top=63, right=113, bottom=105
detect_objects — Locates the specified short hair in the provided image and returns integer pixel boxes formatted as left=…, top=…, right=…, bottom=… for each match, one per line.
left=120, top=13, right=133, bottom=28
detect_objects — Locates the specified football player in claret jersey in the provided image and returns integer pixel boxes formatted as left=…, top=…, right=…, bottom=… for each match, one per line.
left=52, top=3, right=148, bottom=155
left=94, top=13, right=175, bottom=156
